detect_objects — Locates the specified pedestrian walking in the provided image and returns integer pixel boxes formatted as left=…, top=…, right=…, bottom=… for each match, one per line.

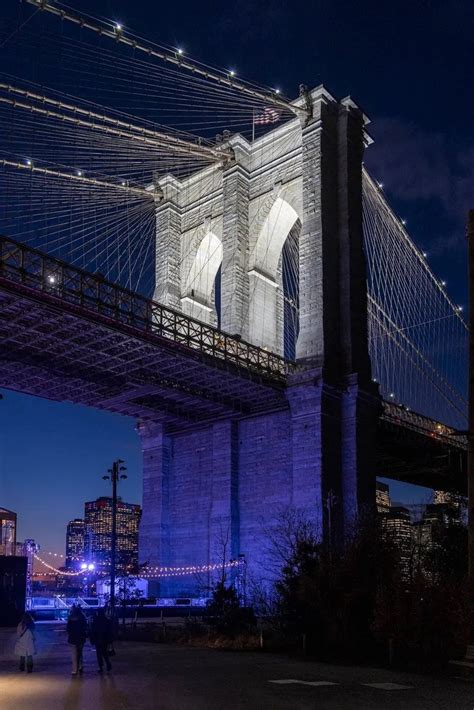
left=14, top=612, right=37, bottom=673
left=89, top=608, right=113, bottom=673
left=67, top=606, right=88, bottom=675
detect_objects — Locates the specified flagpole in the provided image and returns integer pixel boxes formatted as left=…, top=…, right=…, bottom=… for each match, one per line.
left=252, top=109, right=255, bottom=143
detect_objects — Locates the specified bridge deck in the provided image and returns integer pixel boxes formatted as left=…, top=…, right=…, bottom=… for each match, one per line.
left=0, top=236, right=467, bottom=489
left=0, top=236, right=288, bottom=427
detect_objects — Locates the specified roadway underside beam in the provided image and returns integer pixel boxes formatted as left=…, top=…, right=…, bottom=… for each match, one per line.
left=0, top=288, right=287, bottom=430
left=376, top=418, right=467, bottom=494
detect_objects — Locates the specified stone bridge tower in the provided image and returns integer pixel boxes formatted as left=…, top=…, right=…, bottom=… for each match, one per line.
left=139, top=86, right=380, bottom=594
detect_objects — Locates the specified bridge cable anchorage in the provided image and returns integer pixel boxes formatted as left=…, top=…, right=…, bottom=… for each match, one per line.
left=25, top=0, right=307, bottom=119
left=0, top=158, right=152, bottom=198
left=0, top=84, right=230, bottom=164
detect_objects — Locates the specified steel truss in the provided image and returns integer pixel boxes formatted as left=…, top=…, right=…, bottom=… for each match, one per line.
left=0, top=235, right=466, bottom=487
left=0, top=235, right=288, bottom=427
left=381, top=400, right=467, bottom=450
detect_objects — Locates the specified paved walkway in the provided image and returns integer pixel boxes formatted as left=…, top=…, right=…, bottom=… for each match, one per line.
left=0, top=623, right=473, bottom=709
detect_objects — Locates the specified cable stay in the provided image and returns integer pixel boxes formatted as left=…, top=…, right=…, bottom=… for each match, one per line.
left=0, top=4, right=466, bottom=430
left=0, top=83, right=230, bottom=163
left=368, top=295, right=467, bottom=417
left=0, top=158, right=152, bottom=197
left=26, top=0, right=306, bottom=119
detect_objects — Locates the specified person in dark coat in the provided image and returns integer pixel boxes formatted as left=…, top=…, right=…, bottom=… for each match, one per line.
left=67, top=606, right=88, bottom=675
left=89, top=608, right=113, bottom=673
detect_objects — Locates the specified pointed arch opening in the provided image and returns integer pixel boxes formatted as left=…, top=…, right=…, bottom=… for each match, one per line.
left=181, top=232, right=223, bottom=325
left=247, top=198, right=301, bottom=354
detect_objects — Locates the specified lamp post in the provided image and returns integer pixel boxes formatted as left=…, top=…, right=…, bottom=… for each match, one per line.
left=325, top=490, right=338, bottom=562
left=81, top=562, right=96, bottom=596
left=103, top=459, right=127, bottom=616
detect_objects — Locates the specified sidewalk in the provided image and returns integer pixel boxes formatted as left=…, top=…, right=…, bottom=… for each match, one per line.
left=1, top=622, right=473, bottom=709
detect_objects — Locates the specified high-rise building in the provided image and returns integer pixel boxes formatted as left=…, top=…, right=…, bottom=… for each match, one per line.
left=380, top=506, right=413, bottom=578
left=412, top=517, right=433, bottom=552
left=0, top=508, right=17, bottom=556
left=65, top=519, right=85, bottom=570
left=84, top=497, right=141, bottom=573
left=376, top=482, right=391, bottom=513
left=433, top=490, right=458, bottom=506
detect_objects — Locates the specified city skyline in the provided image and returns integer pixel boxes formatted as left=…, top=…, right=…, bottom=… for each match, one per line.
left=0, top=391, right=142, bottom=555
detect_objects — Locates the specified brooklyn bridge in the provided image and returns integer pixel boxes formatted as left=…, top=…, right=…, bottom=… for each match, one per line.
left=0, top=0, right=468, bottom=594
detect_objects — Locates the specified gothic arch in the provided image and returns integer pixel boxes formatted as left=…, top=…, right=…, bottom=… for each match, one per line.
left=247, top=197, right=300, bottom=353
left=181, top=231, right=223, bottom=324
left=250, top=197, right=300, bottom=278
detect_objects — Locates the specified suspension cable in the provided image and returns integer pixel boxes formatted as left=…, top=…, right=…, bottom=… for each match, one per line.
left=26, top=0, right=306, bottom=118
left=0, top=84, right=229, bottom=162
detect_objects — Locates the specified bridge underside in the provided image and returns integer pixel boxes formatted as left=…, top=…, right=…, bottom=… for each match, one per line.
left=0, top=282, right=287, bottom=429
left=0, top=241, right=467, bottom=596
left=376, top=415, right=466, bottom=494
left=0, top=278, right=466, bottom=495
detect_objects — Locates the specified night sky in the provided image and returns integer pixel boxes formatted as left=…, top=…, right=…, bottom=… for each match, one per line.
left=0, top=0, right=472, bottom=555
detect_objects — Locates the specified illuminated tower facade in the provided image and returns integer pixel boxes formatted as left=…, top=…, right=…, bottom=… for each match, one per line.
left=84, top=497, right=141, bottom=573
left=65, top=518, right=85, bottom=570
left=0, top=508, right=17, bottom=556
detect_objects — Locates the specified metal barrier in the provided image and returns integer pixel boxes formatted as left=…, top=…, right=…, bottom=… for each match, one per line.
left=0, top=235, right=290, bottom=381
left=381, top=400, right=467, bottom=449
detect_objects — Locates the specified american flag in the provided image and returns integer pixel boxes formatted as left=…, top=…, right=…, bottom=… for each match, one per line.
left=253, top=107, right=281, bottom=125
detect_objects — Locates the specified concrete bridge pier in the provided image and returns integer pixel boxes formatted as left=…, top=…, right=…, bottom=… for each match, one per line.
left=138, top=87, right=380, bottom=596
left=295, top=91, right=379, bottom=544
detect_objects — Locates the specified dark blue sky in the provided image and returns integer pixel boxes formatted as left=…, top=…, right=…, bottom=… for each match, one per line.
left=0, top=0, right=472, bottom=554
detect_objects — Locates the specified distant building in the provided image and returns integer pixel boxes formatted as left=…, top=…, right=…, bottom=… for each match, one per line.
left=376, top=482, right=390, bottom=513
left=423, top=503, right=448, bottom=526
left=412, top=517, right=433, bottom=552
left=0, top=508, right=17, bottom=556
left=381, top=506, right=413, bottom=578
left=65, top=519, right=85, bottom=570
left=84, top=497, right=141, bottom=573
left=0, top=556, right=28, bottom=626
left=0, top=509, right=29, bottom=622
left=433, top=490, right=458, bottom=506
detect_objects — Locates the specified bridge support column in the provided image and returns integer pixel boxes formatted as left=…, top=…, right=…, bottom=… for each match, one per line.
left=220, top=137, right=250, bottom=337
left=340, top=376, right=379, bottom=534
left=210, top=421, right=240, bottom=570
left=296, top=90, right=371, bottom=382
left=287, top=369, right=338, bottom=540
left=153, top=176, right=182, bottom=309
left=295, top=89, right=378, bottom=538
left=287, top=370, right=378, bottom=544
left=138, top=420, right=171, bottom=596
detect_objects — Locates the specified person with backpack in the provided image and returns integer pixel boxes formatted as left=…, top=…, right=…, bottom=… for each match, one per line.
left=66, top=605, right=88, bottom=675
left=14, top=612, right=37, bottom=672
left=89, top=608, right=113, bottom=673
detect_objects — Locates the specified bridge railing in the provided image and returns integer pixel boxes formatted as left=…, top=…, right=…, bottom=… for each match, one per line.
left=381, top=401, right=467, bottom=450
left=0, top=235, right=289, bottom=381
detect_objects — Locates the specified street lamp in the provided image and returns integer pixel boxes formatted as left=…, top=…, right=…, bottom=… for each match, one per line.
left=81, top=562, right=96, bottom=595
left=102, top=459, right=127, bottom=616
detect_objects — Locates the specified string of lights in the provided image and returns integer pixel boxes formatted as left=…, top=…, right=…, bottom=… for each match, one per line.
left=33, top=553, right=83, bottom=576
left=34, top=552, right=244, bottom=578
left=143, top=559, right=244, bottom=574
